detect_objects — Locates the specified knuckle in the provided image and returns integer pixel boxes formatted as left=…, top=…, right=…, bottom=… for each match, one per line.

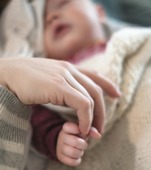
left=68, top=147, right=82, bottom=158
left=74, top=139, right=83, bottom=149
left=77, top=138, right=86, bottom=149
left=95, top=86, right=103, bottom=99
left=72, top=149, right=81, bottom=158
left=73, top=139, right=80, bottom=146
left=58, top=67, right=70, bottom=78
left=70, top=148, right=77, bottom=156
left=54, top=76, right=68, bottom=87
left=60, top=61, right=72, bottom=70
left=96, top=86, right=103, bottom=94
left=58, top=67, right=68, bottom=76
left=82, top=99, right=91, bottom=111
left=90, top=98, right=94, bottom=109
left=64, top=146, right=73, bottom=155
left=82, top=98, right=94, bottom=112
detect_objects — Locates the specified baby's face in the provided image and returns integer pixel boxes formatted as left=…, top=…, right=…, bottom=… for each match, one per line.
left=44, top=0, right=105, bottom=60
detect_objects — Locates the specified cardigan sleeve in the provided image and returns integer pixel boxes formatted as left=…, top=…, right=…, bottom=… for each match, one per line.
left=0, top=85, right=32, bottom=170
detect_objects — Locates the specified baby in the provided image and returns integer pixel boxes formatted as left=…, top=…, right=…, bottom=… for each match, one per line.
left=31, top=0, right=119, bottom=167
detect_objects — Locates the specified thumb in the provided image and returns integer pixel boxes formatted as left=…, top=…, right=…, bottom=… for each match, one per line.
left=88, top=127, right=102, bottom=139
left=79, top=127, right=102, bottom=140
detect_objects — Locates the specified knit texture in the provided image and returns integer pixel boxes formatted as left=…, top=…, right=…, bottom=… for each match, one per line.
left=0, top=1, right=45, bottom=170
left=1, top=0, right=151, bottom=170
left=45, top=28, right=151, bottom=146
left=0, top=86, right=32, bottom=170
left=45, top=28, right=151, bottom=170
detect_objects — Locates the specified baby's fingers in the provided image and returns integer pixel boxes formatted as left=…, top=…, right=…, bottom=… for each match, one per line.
left=62, top=145, right=84, bottom=159
left=63, top=122, right=88, bottom=150
left=59, top=154, right=82, bottom=167
left=59, top=145, right=83, bottom=166
left=64, top=134, right=88, bottom=150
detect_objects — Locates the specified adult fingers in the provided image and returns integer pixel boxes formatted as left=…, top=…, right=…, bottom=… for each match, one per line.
left=63, top=70, right=94, bottom=115
left=67, top=67, right=105, bottom=134
left=58, top=82, right=93, bottom=135
left=77, top=68, right=121, bottom=98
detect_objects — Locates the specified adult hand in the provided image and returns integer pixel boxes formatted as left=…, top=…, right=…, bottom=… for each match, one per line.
left=0, top=57, right=120, bottom=135
left=76, top=67, right=121, bottom=134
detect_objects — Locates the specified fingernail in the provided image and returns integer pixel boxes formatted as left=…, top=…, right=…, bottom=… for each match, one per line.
left=83, top=127, right=89, bottom=136
left=91, top=127, right=102, bottom=139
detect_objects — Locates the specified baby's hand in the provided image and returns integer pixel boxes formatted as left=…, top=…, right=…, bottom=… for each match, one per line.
left=56, top=122, right=88, bottom=166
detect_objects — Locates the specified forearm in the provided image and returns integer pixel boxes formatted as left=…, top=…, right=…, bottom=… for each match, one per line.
left=0, top=85, right=32, bottom=170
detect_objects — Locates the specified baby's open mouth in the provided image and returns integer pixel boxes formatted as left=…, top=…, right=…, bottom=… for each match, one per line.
left=54, top=24, right=70, bottom=38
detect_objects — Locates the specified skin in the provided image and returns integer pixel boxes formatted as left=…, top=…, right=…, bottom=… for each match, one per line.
left=57, top=122, right=88, bottom=166
left=0, top=0, right=121, bottom=167
left=44, top=0, right=106, bottom=60
left=0, top=57, right=120, bottom=134
left=43, top=0, right=121, bottom=166
left=0, top=57, right=120, bottom=167
left=57, top=122, right=102, bottom=166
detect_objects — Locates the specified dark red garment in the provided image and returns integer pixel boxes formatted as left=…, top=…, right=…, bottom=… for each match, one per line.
left=31, top=105, right=66, bottom=160
left=30, top=43, right=106, bottom=161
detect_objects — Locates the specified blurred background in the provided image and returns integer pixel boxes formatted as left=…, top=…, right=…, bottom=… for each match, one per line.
left=95, top=0, right=151, bottom=26
left=1, top=0, right=151, bottom=26
left=0, top=0, right=10, bottom=14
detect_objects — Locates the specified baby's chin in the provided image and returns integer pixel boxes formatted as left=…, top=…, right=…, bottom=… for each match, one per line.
left=46, top=46, right=83, bottom=61
left=45, top=38, right=95, bottom=60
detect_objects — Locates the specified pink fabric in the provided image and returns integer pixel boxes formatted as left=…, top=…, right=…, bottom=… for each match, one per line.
left=68, top=43, right=106, bottom=64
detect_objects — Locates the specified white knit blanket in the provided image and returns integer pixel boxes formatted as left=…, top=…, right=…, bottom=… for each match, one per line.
left=48, top=27, right=151, bottom=134
left=44, top=28, right=151, bottom=170
left=79, top=28, right=151, bottom=133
